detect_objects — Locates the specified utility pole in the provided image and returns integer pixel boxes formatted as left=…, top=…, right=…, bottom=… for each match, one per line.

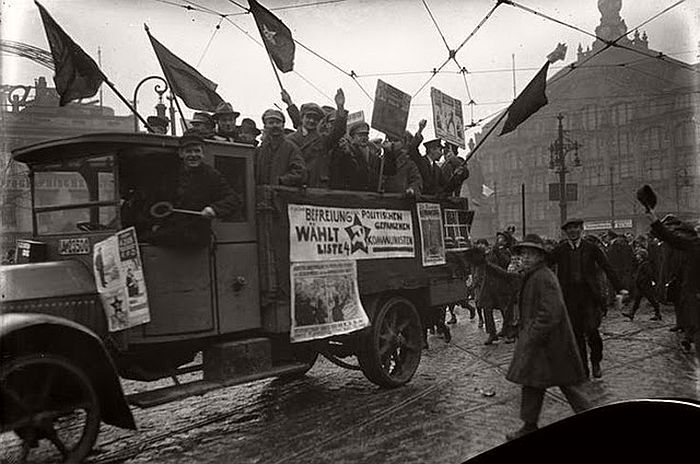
left=548, top=113, right=581, bottom=225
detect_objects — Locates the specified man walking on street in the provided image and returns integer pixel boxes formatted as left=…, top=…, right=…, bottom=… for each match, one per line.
left=549, top=218, right=627, bottom=379
left=506, top=234, right=591, bottom=440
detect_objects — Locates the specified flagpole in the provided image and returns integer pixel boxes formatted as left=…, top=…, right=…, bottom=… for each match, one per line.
left=266, top=51, right=285, bottom=93
left=144, top=24, right=190, bottom=132
left=464, top=107, right=510, bottom=163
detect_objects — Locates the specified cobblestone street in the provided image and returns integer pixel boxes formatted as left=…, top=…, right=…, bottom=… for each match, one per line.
left=80, top=303, right=699, bottom=464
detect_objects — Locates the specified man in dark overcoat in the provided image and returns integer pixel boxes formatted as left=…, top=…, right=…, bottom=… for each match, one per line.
left=549, top=218, right=627, bottom=379
left=254, top=109, right=306, bottom=187
left=505, top=233, right=590, bottom=441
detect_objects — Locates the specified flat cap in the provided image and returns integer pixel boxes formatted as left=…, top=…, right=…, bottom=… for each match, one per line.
left=561, top=218, right=584, bottom=230
left=299, top=102, right=324, bottom=119
left=348, top=121, right=370, bottom=136
left=179, top=129, right=205, bottom=147
left=262, top=108, right=285, bottom=123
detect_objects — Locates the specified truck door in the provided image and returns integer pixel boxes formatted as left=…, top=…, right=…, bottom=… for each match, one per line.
left=207, top=143, right=261, bottom=334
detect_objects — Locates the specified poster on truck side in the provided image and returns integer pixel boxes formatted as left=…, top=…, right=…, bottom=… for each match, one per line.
left=417, top=202, right=446, bottom=266
left=288, top=204, right=415, bottom=262
left=93, top=227, right=150, bottom=332
left=291, top=260, right=369, bottom=342
left=430, top=87, right=466, bottom=149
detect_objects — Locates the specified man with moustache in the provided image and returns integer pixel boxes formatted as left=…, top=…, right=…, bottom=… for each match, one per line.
left=255, top=109, right=306, bottom=187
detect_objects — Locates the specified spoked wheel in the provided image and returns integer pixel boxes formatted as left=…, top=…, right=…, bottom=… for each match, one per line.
left=358, top=296, right=423, bottom=388
left=0, top=354, right=102, bottom=463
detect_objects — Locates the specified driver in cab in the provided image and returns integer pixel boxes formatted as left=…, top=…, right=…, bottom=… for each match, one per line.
left=146, top=130, right=241, bottom=249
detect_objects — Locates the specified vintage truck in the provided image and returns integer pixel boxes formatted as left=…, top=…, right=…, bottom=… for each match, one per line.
left=0, top=132, right=473, bottom=462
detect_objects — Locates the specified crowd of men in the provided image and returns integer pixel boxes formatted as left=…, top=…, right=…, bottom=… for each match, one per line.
left=145, top=90, right=470, bottom=198
left=453, top=210, right=700, bottom=440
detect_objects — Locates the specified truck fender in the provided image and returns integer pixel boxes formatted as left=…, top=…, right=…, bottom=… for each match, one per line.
left=0, top=313, right=136, bottom=430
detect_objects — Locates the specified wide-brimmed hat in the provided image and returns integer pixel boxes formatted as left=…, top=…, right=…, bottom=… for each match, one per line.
left=213, top=102, right=240, bottom=118
left=262, top=108, right=285, bottom=123
left=561, top=217, right=584, bottom=230
left=423, top=138, right=442, bottom=150
left=179, top=130, right=204, bottom=148
left=299, top=102, right=324, bottom=119
left=240, top=118, right=261, bottom=136
left=348, top=121, right=370, bottom=136
left=190, top=112, right=215, bottom=127
left=512, top=233, right=547, bottom=253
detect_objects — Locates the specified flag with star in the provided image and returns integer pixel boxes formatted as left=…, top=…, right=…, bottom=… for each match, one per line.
left=248, top=0, right=295, bottom=73
left=35, top=2, right=104, bottom=106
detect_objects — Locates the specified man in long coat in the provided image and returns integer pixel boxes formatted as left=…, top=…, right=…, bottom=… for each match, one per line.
left=255, top=109, right=306, bottom=187
left=506, top=233, right=590, bottom=441
left=549, top=218, right=626, bottom=379
left=285, top=90, right=347, bottom=188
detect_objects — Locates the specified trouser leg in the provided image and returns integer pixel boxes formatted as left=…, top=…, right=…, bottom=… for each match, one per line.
left=559, top=385, right=592, bottom=413
left=484, top=307, right=497, bottom=336
left=629, top=293, right=642, bottom=315
left=644, top=290, right=661, bottom=315
left=588, top=329, right=603, bottom=365
left=520, top=386, right=546, bottom=425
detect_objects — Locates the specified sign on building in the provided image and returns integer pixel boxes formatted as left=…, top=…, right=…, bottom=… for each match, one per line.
left=549, top=183, right=578, bottom=202
left=430, top=87, right=466, bottom=149
left=371, top=80, right=411, bottom=139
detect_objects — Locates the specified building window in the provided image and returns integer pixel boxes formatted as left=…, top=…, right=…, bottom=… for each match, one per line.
left=582, top=105, right=597, bottom=131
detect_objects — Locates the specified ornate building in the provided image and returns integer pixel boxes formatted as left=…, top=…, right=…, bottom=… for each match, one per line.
left=1, top=77, right=132, bottom=251
left=468, top=0, right=699, bottom=239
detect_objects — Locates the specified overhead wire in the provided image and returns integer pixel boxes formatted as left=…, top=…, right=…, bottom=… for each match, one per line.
left=421, top=0, right=451, bottom=52
left=196, top=16, right=225, bottom=67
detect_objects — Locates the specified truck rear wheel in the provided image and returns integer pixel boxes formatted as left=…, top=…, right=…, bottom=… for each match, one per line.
left=0, top=354, right=101, bottom=464
left=358, top=296, right=423, bottom=388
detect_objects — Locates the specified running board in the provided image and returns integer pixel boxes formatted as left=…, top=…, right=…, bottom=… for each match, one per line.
left=127, top=363, right=309, bottom=408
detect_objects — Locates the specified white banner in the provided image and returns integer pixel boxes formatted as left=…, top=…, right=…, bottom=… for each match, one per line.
left=430, top=87, right=466, bottom=149
left=291, top=260, right=369, bottom=342
left=417, top=202, right=446, bottom=266
left=288, top=204, right=415, bottom=262
left=93, top=227, right=150, bottom=332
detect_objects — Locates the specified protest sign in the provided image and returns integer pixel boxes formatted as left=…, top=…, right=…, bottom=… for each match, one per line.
left=288, top=204, right=414, bottom=262
left=430, top=87, right=466, bottom=149
left=93, top=227, right=150, bottom=331
left=291, top=260, right=369, bottom=342
left=417, top=202, right=446, bottom=266
left=371, top=80, right=411, bottom=139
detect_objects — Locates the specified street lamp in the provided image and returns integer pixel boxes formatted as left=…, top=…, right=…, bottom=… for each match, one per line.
left=548, top=113, right=582, bottom=225
left=132, top=75, right=169, bottom=132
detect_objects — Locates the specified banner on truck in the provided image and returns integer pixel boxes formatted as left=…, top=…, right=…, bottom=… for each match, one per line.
left=288, top=204, right=415, bottom=262
left=291, top=260, right=369, bottom=342
left=417, top=202, right=446, bottom=266
left=93, top=227, right=150, bottom=332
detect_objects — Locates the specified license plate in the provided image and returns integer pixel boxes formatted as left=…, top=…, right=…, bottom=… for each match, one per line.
left=59, top=238, right=90, bottom=255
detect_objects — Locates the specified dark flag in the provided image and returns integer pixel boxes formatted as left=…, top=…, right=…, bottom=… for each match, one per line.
left=248, top=0, right=295, bottom=73
left=500, top=62, right=549, bottom=136
left=146, top=27, right=224, bottom=112
left=35, top=2, right=104, bottom=106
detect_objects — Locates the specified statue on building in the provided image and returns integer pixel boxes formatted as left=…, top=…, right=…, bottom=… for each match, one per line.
left=594, top=0, right=630, bottom=49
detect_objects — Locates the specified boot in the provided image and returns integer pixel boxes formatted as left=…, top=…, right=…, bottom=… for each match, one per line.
left=484, top=333, right=498, bottom=345
left=670, top=326, right=682, bottom=332
left=506, top=423, right=538, bottom=441
left=650, top=310, right=662, bottom=321
left=592, top=362, right=602, bottom=379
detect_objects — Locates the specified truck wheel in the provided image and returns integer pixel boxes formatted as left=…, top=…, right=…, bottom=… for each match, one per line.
left=0, top=354, right=102, bottom=464
left=358, top=296, right=423, bottom=388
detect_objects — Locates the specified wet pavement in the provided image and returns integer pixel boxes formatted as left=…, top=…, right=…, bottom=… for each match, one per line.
left=5, top=302, right=698, bottom=464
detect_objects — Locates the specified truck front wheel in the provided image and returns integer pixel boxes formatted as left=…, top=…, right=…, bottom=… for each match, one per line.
left=0, top=354, right=101, bottom=463
left=358, top=296, right=423, bottom=388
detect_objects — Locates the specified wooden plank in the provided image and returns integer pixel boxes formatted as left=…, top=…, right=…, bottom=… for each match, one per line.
left=127, top=363, right=309, bottom=408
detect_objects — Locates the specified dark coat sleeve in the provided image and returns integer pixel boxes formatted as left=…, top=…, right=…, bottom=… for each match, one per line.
left=406, top=159, right=423, bottom=194
left=592, top=243, right=623, bottom=291
left=208, top=168, right=241, bottom=219
left=528, top=271, right=563, bottom=345
left=327, top=109, right=348, bottom=149
left=287, top=104, right=302, bottom=130
left=651, top=221, right=700, bottom=253
left=279, top=143, right=307, bottom=187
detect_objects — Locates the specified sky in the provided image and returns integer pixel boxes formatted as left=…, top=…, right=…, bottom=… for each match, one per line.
left=2, top=0, right=698, bottom=142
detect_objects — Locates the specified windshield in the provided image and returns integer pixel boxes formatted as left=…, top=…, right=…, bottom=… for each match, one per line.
left=33, top=155, right=118, bottom=235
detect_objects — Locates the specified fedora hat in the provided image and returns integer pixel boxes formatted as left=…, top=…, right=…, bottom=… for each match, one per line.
left=214, top=102, right=240, bottom=118
left=423, top=138, right=442, bottom=150
left=190, top=112, right=215, bottom=127
left=240, top=118, right=261, bottom=136
left=512, top=233, right=547, bottom=253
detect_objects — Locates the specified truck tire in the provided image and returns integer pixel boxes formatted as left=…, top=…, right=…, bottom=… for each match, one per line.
left=0, top=354, right=102, bottom=463
left=357, top=296, right=423, bottom=388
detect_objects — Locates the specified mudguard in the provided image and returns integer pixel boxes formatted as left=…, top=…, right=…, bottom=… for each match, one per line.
left=1, top=260, right=96, bottom=302
left=0, top=313, right=136, bottom=430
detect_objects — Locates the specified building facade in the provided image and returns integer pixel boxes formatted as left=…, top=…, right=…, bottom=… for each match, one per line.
left=469, top=0, right=699, bottom=240
left=1, top=76, right=132, bottom=252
